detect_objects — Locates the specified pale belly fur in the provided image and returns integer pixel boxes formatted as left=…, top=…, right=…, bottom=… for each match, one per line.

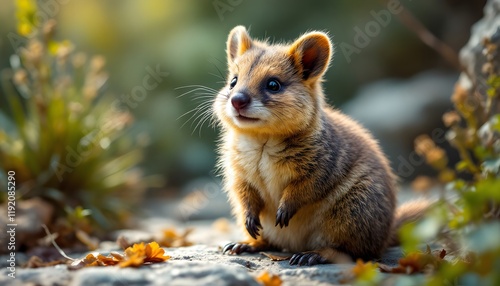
left=229, top=133, right=331, bottom=252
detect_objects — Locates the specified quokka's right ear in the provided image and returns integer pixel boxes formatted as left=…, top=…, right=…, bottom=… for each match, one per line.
left=288, top=31, right=332, bottom=81
left=227, top=26, right=253, bottom=63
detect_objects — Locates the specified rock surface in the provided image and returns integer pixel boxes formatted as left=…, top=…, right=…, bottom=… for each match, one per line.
left=0, top=219, right=411, bottom=286
left=459, top=0, right=500, bottom=95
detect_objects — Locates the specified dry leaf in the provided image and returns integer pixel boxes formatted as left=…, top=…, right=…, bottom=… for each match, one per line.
left=97, top=254, right=119, bottom=266
left=160, top=228, right=193, bottom=247
left=256, top=271, right=282, bottom=286
left=437, top=249, right=447, bottom=259
left=212, top=218, right=231, bottom=232
left=144, top=241, right=171, bottom=263
left=260, top=252, right=291, bottom=261
left=339, top=259, right=380, bottom=284
left=118, top=254, right=145, bottom=268
left=69, top=253, right=98, bottom=270
left=352, top=259, right=379, bottom=278
left=116, top=235, right=131, bottom=250
left=119, top=241, right=170, bottom=267
left=23, top=256, right=67, bottom=268
left=124, top=242, right=147, bottom=258
left=76, top=230, right=99, bottom=250
left=110, top=252, right=125, bottom=261
left=379, top=247, right=447, bottom=274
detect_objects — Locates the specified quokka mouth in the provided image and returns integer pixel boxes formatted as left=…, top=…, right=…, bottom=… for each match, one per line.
left=235, top=115, right=260, bottom=122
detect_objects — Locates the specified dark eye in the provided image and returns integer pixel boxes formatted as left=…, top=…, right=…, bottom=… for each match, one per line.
left=266, top=79, right=281, bottom=93
left=229, top=77, right=237, bottom=89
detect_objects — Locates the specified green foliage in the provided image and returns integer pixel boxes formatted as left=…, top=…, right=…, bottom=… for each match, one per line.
left=0, top=2, right=146, bottom=241
left=400, top=38, right=500, bottom=284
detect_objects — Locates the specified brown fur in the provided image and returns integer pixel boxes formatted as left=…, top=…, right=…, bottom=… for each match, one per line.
left=214, top=26, right=428, bottom=265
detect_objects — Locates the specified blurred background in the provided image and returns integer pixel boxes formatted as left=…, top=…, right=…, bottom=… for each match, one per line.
left=0, top=0, right=488, bottom=233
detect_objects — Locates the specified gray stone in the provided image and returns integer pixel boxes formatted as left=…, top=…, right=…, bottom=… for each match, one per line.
left=459, top=0, right=500, bottom=96
left=0, top=265, right=71, bottom=286
left=343, top=70, right=458, bottom=179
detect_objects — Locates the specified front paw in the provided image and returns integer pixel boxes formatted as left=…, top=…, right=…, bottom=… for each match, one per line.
left=245, top=215, right=262, bottom=239
left=222, top=242, right=257, bottom=255
left=289, top=252, right=328, bottom=266
left=275, top=205, right=296, bottom=228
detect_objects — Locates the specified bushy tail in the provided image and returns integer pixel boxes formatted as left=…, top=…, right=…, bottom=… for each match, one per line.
left=388, top=199, right=431, bottom=246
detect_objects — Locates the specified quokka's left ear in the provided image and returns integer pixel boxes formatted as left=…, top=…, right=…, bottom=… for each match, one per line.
left=288, top=32, right=332, bottom=81
left=227, top=26, right=253, bottom=63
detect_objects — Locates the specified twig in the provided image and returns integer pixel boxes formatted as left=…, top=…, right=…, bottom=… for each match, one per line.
left=41, top=224, right=76, bottom=261
left=380, top=0, right=466, bottom=74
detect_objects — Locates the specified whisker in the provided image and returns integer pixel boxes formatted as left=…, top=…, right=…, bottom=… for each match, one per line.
left=212, top=62, right=226, bottom=80
left=178, top=99, right=215, bottom=130
left=177, top=108, right=200, bottom=121
left=208, top=72, right=225, bottom=80
left=191, top=105, right=215, bottom=136
left=176, top=75, right=228, bottom=135
left=176, top=86, right=227, bottom=99
left=193, top=109, right=214, bottom=136
left=179, top=106, right=207, bottom=130
left=208, top=57, right=227, bottom=77
left=190, top=105, right=213, bottom=127
left=175, top=84, right=220, bottom=93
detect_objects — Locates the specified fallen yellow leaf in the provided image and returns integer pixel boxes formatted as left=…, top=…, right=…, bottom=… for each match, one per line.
left=145, top=241, right=171, bottom=263
left=256, top=271, right=282, bottom=286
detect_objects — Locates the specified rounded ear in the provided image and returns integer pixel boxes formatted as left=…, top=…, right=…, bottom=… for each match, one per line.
left=288, top=32, right=332, bottom=81
left=227, top=26, right=253, bottom=63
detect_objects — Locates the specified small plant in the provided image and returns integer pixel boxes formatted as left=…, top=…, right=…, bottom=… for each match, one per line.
left=400, top=35, right=500, bottom=284
left=0, top=0, right=146, bottom=248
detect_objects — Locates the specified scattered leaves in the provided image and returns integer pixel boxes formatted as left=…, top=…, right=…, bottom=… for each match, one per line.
left=379, top=246, right=447, bottom=274
left=159, top=228, right=193, bottom=248
left=340, top=259, right=380, bottom=285
left=260, top=252, right=291, bottom=261
left=67, top=241, right=170, bottom=270
left=120, top=241, right=171, bottom=267
left=256, top=271, right=282, bottom=286
left=352, top=259, right=379, bottom=281
left=68, top=253, right=102, bottom=270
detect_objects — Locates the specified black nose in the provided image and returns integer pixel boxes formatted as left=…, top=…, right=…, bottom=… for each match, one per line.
left=231, top=92, right=251, bottom=111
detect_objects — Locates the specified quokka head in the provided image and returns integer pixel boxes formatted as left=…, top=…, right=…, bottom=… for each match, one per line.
left=214, top=26, right=333, bottom=136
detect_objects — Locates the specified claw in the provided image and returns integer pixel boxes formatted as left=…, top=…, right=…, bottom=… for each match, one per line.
left=289, top=253, right=299, bottom=265
left=275, top=207, right=291, bottom=228
left=289, top=252, right=328, bottom=266
left=223, top=242, right=235, bottom=254
left=245, top=215, right=262, bottom=239
left=298, top=253, right=313, bottom=266
left=222, top=242, right=255, bottom=255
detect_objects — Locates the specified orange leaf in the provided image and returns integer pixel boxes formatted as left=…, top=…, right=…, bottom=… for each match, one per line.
left=124, top=242, right=147, bottom=258
left=352, top=259, right=379, bottom=278
left=119, top=241, right=170, bottom=267
left=160, top=228, right=193, bottom=247
left=256, top=271, right=282, bottom=286
left=69, top=253, right=99, bottom=270
left=379, top=248, right=447, bottom=274
left=119, top=254, right=145, bottom=268
left=145, top=241, right=170, bottom=263
left=97, top=254, right=119, bottom=266
left=110, top=252, right=125, bottom=261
